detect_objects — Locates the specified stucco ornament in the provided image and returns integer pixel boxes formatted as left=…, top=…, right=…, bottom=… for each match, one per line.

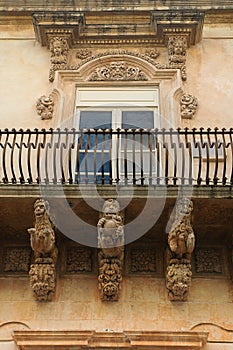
left=168, top=36, right=187, bottom=80
left=36, top=95, right=54, bottom=120
left=76, top=48, right=92, bottom=60
left=166, top=198, right=195, bottom=301
left=28, top=199, right=58, bottom=301
left=89, top=61, right=148, bottom=81
left=49, top=36, right=69, bottom=82
left=180, top=93, right=198, bottom=119
left=97, top=199, right=124, bottom=301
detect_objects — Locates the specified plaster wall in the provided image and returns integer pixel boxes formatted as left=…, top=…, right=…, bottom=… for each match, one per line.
left=0, top=24, right=233, bottom=130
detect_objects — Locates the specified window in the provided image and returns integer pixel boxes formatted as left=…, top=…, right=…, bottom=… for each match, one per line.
left=74, top=87, right=160, bottom=184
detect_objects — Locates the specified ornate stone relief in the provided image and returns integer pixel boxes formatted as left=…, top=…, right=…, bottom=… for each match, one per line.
left=36, top=95, right=54, bottom=120
left=3, top=247, right=31, bottom=273
left=76, top=48, right=92, bottom=60
left=130, top=248, right=156, bottom=273
left=97, top=199, right=124, bottom=301
left=89, top=61, right=148, bottom=81
left=195, top=248, right=223, bottom=273
left=180, top=93, right=198, bottom=119
left=66, top=247, right=92, bottom=273
left=144, top=48, right=159, bottom=59
left=166, top=198, right=195, bottom=301
left=49, top=36, right=69, bottom=82
left=28, top=199, right=58, bottom=301
left=167, top=36, right=187, bottom=80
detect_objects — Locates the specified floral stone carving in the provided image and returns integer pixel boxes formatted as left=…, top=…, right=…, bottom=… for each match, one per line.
left=168, top=36, right=187, bottom=80
left=89, top=61, right=148, bottom=81
left=28, top=199, right=58, bottom=301
left=97, top=199, right=124, bottom=301
left=180, top=93, right=198, bottom=119
left=166, top=198, right=195, bottom=301
left=49, top=36, right=69, bottom=82
left=36, top=95, right=54, bottom=120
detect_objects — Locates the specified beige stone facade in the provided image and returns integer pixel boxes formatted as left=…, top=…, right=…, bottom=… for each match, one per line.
left=0, top=1, right=233, bottom=349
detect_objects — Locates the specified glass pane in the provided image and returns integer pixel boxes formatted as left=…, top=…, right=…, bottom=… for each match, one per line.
left=122, top=111, right=154, bottom=129
left=80, top=111, right=112, bottom=129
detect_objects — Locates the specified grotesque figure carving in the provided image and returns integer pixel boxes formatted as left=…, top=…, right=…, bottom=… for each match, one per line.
left=28, top=199, right=57, bottom=301
left=28, top=199, right=57, bottom=263
left=168, top=198, right=195, bottom=261
left=168, top=36, right=187, bottom=80
left=166, top=198, right=195, bottom=301
left=97, top=199, right=124, bottom=301
left=49, top=36, right=69, bottom=82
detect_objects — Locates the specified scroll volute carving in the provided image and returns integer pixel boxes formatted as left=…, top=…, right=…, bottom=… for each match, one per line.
left=28, top=199, right=58, bottom=301
left=97, top=199, right=124, bottom=301
left=166, top=198, right=195, bottom=301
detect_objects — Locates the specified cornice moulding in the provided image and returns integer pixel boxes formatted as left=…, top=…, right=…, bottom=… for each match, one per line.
left=13, top=330, right=208, bottom=349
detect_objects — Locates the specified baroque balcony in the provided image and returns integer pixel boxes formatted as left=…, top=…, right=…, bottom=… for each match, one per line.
left=0, top=127, right=232, bottom=187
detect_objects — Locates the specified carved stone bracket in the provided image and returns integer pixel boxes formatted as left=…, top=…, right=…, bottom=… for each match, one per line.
left=180, top=93, right=198, bottom=119
left=167, top=36, right=187, bottom=80
left=97, top=199, right=124, bottom=301
left=36, top=94, right=54, bottom=119
left=48, top=36, right=69, bottom=82
left=28, top=199, right=58, bottom=301
left=166, top=198, right=195, bottom=301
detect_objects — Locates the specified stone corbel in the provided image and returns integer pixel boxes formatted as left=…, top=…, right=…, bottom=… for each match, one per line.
left=97, top=199, right=124, bottom=301
left=28, top=199, right=58, bottom=301
left=167, top=35, right=188, bottom=81
left=166, top=198, right=195, bottom=301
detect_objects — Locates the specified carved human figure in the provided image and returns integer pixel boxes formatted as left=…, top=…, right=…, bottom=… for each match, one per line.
left=49, top=36, right=68, bottom=81
left=168, top=36, right=187, bottom=80
left=28, top=199, right=58, bottom=264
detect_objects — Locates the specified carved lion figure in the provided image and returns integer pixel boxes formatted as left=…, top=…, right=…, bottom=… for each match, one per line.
left=168, top=198, right=195, bottom=261
left=28, top=199, right=58, bottom=263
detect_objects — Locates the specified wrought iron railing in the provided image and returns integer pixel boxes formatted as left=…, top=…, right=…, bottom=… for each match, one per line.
left=0, top=128, right=233, bottom=186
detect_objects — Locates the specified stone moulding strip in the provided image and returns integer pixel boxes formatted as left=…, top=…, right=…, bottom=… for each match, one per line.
left=13, top=330, right=208, bottom=349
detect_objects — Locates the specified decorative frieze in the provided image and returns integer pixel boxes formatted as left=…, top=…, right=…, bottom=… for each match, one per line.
left=166, top=198, right=195, bottom=301
left=36, top=95, right=54, bottom=120
left=28, top=199, right=58, bottom=301
left=97, top=199, right=124, bottom=301
left=66, top=247, right=92, bottom=273
left=195, top=248, right=223, bottom=274
left=89, top=61, right=148, bottom=81
left=130, top=248, right=156, bottom=273
left=3, top=247, right=31, bottom=273
left=167, top=36, right=187, bottom=80
left=180, top=93, right=198, bottom=119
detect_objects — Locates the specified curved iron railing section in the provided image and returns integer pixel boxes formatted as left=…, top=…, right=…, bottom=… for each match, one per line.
left=0, top=128, right=232, bottom=186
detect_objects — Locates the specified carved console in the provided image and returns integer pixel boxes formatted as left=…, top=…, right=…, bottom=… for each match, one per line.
left=36, top=94, right=54, bottom=119
left=166, top=198, right=195, bottom=301
left=28, top=199, right=58, bottom=301
left=167, top=36, right=187, bottom=81
left=97, top=199, right=124, bottom=301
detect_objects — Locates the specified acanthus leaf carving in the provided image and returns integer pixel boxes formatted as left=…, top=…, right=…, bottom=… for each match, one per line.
left=89, top=61, right=148, bottom=81
left=36, top=95, right=54, bottom=120
left=28, top=199, right=58, bottom=301
left=166, top=198, right=195, bottom=301
left=97, top=199, right=124, bottom=301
